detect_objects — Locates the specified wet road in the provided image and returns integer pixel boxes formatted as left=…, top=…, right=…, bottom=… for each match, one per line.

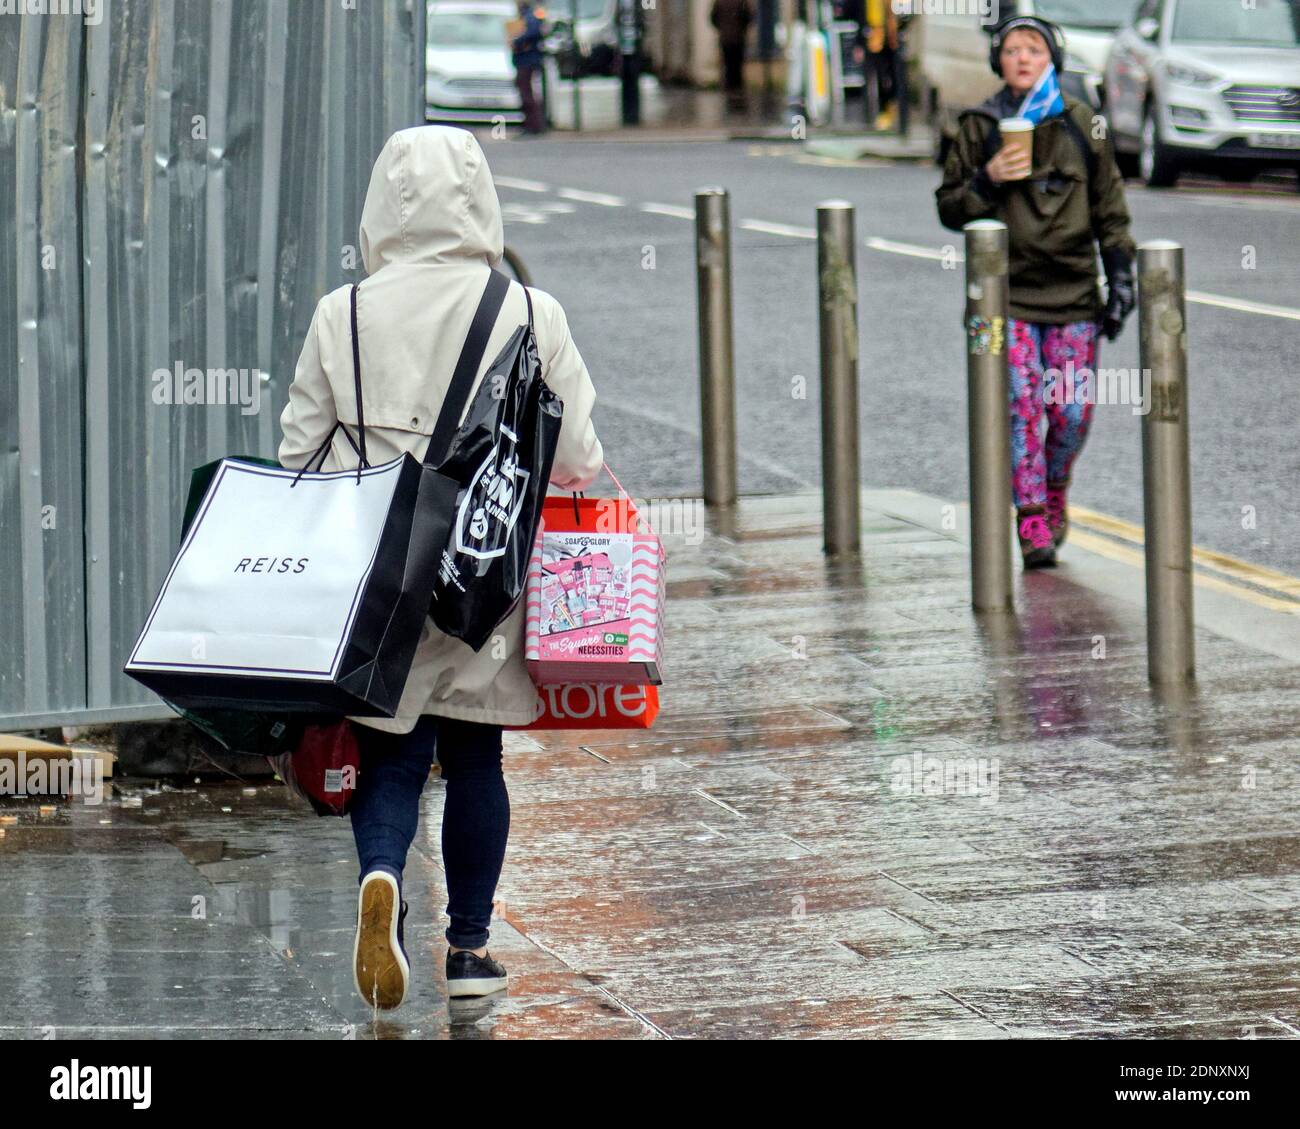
left=3, top=493, right=1298, bottom=1038
left=479, top=138, right=1300, bottom=577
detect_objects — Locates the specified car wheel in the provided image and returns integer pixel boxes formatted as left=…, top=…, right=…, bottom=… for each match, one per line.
left=1115, top=148, right=1140, bottom=179
left=1140, top=105, right=1179, bottom=188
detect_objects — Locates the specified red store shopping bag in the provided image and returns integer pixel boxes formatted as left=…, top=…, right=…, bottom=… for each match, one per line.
left=509, top=681, right=660, bottom=731
left=524, top=465, right=664, bottom=686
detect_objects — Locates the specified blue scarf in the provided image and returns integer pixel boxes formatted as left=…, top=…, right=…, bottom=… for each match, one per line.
left=1018, top=64, right=1065, bottom=124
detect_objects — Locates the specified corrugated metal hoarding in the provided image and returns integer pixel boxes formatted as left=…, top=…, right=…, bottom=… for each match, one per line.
left=0, top=0, right=424, bottom=729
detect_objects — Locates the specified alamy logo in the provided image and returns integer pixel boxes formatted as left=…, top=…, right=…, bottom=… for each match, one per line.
left=50, top=1060, right=151, bottom=1109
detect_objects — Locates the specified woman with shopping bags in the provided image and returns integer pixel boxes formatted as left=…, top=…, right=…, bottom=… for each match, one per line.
left=278, top=126, right=603, bottom=1008
left=935, top=14, right=1136, bottom=569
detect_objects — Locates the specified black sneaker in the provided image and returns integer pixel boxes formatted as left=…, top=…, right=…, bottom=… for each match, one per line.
left=445, top=949, right=508, bottom=998
left=353, top=871, right=410, bottom=1010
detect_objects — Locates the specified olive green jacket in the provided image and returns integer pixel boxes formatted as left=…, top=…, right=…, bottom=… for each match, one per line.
left=935, top=89, right=1136, bottom=323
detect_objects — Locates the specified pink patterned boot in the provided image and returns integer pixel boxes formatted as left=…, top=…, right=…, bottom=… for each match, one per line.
left=1017, top=504, right=1057, bottom=569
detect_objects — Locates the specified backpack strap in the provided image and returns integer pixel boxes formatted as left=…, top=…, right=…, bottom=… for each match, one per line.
left=425, top=268, right=511, bottom=467
left=980, top=116, right=1002, bottom=167
left=1062, top=108, right=1099, bottom=186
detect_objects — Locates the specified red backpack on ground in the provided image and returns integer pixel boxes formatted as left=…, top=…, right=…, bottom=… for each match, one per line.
left=267, top=719, right=360, bottom=817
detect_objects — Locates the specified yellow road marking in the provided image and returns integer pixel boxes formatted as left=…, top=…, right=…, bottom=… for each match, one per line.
left=1066, top=529, right=1300, bottom=614
left=1072, top=505, right=1300, bottom=598
left=1067, top=508, right=1300, bottom=613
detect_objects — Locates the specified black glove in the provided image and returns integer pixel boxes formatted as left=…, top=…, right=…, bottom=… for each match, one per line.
left=1101, top=247, right=1134, bottom=341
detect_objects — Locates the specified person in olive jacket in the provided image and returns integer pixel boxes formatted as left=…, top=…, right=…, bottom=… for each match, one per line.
left=936, top=14, right=1136, bottom=569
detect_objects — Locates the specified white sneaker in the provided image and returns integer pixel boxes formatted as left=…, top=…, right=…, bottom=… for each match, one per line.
left=353, top=871, right=410, bottom=1010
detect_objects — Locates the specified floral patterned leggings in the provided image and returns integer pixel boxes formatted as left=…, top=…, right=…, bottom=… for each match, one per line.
left=1008, top=318, right=1099, bottom=509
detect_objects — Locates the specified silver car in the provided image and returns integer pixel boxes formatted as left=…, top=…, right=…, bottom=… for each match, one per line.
left=1104, top=0, right=1300, bottom=187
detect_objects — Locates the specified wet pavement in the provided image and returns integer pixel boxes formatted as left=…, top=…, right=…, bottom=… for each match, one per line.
left=3, top=490, right=1299, bottom=1039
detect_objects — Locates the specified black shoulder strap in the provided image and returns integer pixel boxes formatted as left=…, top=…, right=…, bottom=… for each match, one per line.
left=425, top=269, right=511, bottom=467
left=979, top=115, right=1001, bottom=165
left=1062, top=109, right=1099, bottom=186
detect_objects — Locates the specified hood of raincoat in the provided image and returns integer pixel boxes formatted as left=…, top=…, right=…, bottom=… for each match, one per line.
left=359, top=125, right=504, bottom=275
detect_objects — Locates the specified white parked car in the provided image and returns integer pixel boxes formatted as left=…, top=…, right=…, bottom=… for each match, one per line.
left=426, top=1, right=523, bottom=125
left=1104, top=0, right=1300, bottom=187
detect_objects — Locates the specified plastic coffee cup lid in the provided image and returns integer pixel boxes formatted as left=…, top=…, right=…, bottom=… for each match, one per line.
left=1000, top=117, right=1033, bottom=131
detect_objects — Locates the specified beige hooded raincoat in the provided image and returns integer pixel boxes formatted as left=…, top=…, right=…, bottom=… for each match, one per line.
left=278, top=126, right=603, bottom=733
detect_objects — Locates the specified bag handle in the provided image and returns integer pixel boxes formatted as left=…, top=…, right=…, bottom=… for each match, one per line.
left=348, top=282, right=369, bottom=483
left=603, top=461, right=656, bottom=536
left=291, top=284, right=369, bottom=487
left=562, top=461, right=657, bottom=537
left=425, top=269, right=512, bottom=468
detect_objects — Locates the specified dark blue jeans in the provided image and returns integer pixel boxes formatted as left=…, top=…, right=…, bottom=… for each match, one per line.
left=349, top=714, right=509, bottom=950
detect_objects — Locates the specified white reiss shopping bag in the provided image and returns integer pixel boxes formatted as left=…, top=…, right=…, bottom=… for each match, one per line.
left=125, top=274, right=511, bottom=718
left=124, top=454, right=448, bottom=717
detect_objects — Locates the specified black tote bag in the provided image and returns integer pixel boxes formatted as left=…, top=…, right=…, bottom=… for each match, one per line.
left=427, top=277, right=564, bottom=651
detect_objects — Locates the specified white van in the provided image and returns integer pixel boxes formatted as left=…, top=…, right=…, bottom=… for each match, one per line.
left=914, top=0, right=1137, bottom=162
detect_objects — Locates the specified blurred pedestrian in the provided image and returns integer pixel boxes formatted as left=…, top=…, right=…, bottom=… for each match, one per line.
left=935, top=14, right=1135, bottom=569
left=711, top=0, right=754, bottom=108
left=511, top=0, right=546, bottom=134
left=863, top=0, right=901, bottom=128
left=279, top=127, right=603, bottom=1007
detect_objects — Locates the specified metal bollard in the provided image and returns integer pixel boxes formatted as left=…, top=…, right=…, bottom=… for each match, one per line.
left=964, top=220, right=1013, bottom=611
left=1138, top=240, right=1195, bottom=684
left=695, top=187, right=737, bottom=507
left=817, top=200, right=861, bottom=555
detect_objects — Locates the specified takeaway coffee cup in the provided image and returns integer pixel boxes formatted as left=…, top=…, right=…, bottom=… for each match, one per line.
left=999, top=117, right=1034, bottom=178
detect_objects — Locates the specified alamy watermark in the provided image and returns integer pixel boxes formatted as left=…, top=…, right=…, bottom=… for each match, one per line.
left=0, top=751, right=105, bottom=806
left=594, top=495, right=704, bottom=546
left=152, top=362, right=262, bottom=417
left=1, top=0, right=102, bottom=24
left=891, top=0, right=998, bottom=21
left=891, top=752, right=1000, bottom=804
left=1042, top=361, right=1152, bottom=416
